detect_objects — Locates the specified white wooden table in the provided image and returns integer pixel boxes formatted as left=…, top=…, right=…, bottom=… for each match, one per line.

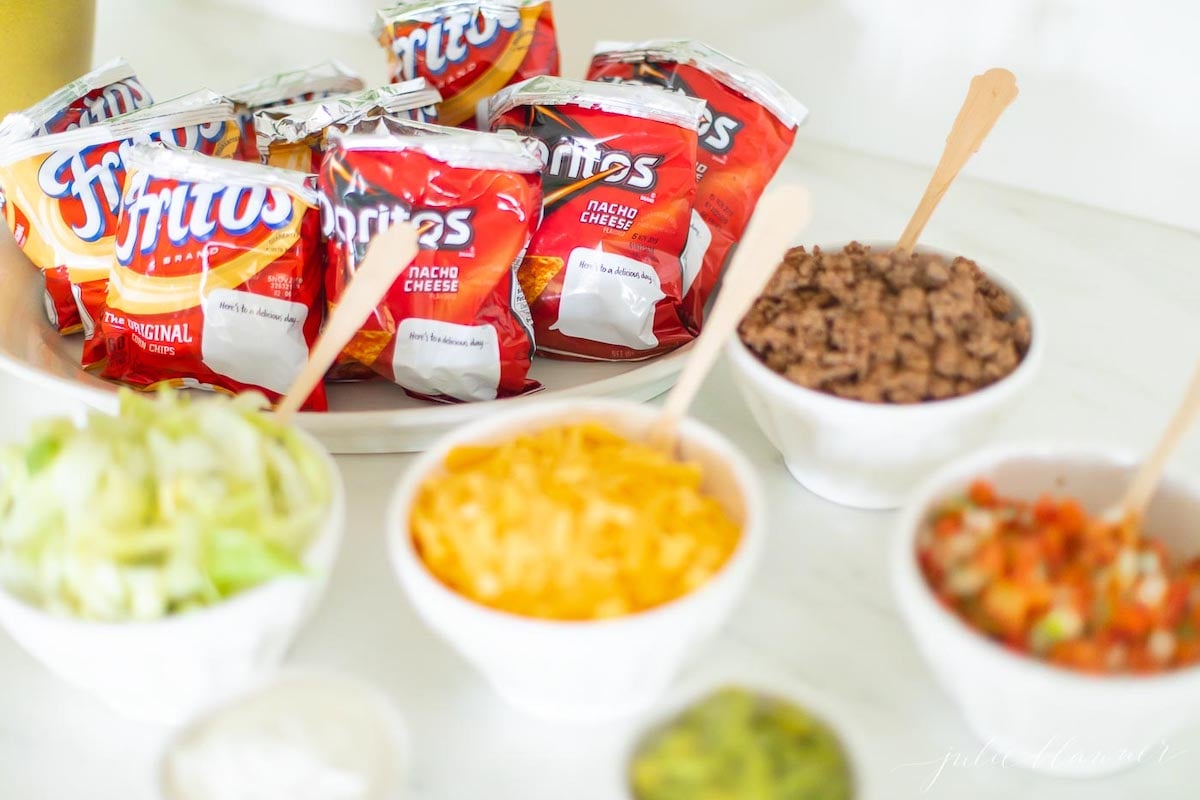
left=3, top=3, right=1200, bottom=798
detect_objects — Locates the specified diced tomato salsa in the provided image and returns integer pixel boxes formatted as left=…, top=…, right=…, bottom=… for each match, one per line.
left=917, top=479, right=1200, bottom=675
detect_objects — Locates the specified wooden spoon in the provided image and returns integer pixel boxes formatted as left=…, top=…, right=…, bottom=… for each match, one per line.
left=1114, top=359, right=1200, bottom=525
left=647, top=185, right=812, bottom=453
left=275, top=223, right=421, bottom=423
left=896, top=68, right=1019, bottom=254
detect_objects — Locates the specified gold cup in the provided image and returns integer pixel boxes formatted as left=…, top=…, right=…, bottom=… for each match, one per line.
left=0, top=0, right=97, bottom=117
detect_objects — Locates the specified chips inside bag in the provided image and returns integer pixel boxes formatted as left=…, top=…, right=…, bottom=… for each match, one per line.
left=254, top=79, right=442, bottom=172
left=588, top=40, right=807, bottom=331
left=483, top=76, right=705, bottom=360
left=0, top=57, right=153, bottom=142
left=0, top=91, right=239, bottom=337
left=319, top=127, right=543, bottom=400
left=227, top=59, right=365, bottom=161
left=374, top=0, right=560, bottom=128
left=98, top=143, right=326, bottom=411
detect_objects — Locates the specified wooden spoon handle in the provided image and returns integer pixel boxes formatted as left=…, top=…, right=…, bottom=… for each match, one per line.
left=648, top=185, right=811, bottom=451
left=896, top=68, right=1018, bottom=254
left=275, top=223, right=421, bottom=423
left=1121, top=359, right=1200, bottom=520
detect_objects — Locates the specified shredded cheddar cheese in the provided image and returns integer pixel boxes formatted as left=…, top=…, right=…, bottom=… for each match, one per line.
left=409, top=422, right=741, bottom=621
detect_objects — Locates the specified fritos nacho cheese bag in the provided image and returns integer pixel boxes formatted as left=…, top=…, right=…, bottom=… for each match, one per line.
left=0, top=91, right=238, bottom=337
left=228, top=60, right=365, bottom=161
left=0, top=58, right=152, bottom=142
left=254, top=79, right=442, bottom=172
left=98, top=143, right=326, bottom=411
left=319, top=128, right=543, bottom=401
left=374, top=0, right=559, bottom=128
left=483, top=76, right=705, bottom=361
left=588, top=40, right=807, bottom=331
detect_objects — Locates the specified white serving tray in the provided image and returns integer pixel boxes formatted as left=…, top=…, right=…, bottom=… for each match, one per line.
left=0, top=232, right=686, bottom=453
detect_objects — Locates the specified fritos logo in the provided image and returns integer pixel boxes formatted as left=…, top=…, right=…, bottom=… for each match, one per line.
left=318, top=193, right=476, bottom=251
left=116, top=171, right=295, bottom=265
left=596, top=73, right=742, bottom=156
left=388, top=9, right=521, bottom=80
left=528, top=137, right=663, bottom=192
left=35, top=123, right=231, bottom=244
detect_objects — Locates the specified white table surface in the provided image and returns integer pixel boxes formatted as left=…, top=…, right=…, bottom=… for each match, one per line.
left=4, top=4, right=1200, bottom=799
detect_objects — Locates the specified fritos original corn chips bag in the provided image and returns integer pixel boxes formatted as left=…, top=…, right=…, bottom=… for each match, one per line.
left=588, top=40, right=807, bottom=331
left=319, top=127, right=542, bottom=401
left=374, top=0, right=560, bottom=128
left=483, top=76, right=705, bottom=361
left=228, top=59, right=365, bottom=161
left=0, top=91, right=238, bottom=338
left=254, top=79, right=442, bottom=173
left=97, top=143, right=326, bottom=411
left=0, top=58, right=152, bottom=142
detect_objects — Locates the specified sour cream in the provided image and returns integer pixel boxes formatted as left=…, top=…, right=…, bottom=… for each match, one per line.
left=162, top=672, right=407, bottom=800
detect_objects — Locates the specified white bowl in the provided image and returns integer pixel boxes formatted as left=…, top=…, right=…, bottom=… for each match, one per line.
left=386, top=399, right=765, bottom=722
left=893, top=443, right=1200, bottom=777
left=0, top=429, right=345, bottom=724
left=727, top=241, right=1044, bottom=510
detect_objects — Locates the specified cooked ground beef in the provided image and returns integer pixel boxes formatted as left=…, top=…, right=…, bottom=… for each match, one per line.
left=738, top=242, right=1032, bottom=403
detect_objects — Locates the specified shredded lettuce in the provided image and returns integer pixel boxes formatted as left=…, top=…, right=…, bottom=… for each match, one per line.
left=0, top=389, right=330, bottom=621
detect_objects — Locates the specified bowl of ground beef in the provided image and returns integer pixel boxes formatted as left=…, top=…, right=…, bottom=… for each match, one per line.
left=728, top=241, right=1043, bottom=509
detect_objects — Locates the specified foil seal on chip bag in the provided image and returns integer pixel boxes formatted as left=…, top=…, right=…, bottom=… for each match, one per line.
left=318, top=127, right=543, bottom=401
left=0, top=57, right=153, bottom=142
left=228, top=59, right=365, bottom=161
left=0, top=91, right=239, bottom=337
left=97, top=143, right=326, bottom=410
left=254, top=78, right=443, bottom=172
left=588, top=40, right=807, bottom=332
left=483, top=76, right=705, bottom=361
left=374, top=0, right=560, bottom=128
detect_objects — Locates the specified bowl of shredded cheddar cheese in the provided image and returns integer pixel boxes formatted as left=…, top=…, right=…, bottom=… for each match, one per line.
left=386, top=399, right=764, bottom=722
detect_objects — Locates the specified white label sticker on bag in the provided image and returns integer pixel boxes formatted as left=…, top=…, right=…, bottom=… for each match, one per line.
left=201, top=288, right=309, bottom=394
left=551, top=247, right=665, bottom=350
left=679, top=209, right=712, bottom=297
left=392, top=318, right=500, bottom=401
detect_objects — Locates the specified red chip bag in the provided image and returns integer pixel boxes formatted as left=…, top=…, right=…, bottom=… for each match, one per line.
left=374, top=0, right=559, bottom=128
left=588, top=40, right=807, bottom=331
left=0, top=58, right=152, bottom=141
left=227, top=60, right=365, bottom=161
left=483, top=76, right=705, bottom=361
left=0, top=91, right=239, bottom=338
left=98, top=143, right=326, bottom=411
left=319, top=127, right=543, bottom=400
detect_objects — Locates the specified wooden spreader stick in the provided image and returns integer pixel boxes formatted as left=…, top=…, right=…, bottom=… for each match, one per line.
left=275, top=223, right=421, bottom=423
left=647, top=185, right=811, bottom=453
left=897, top=68, right=1018, bottom=254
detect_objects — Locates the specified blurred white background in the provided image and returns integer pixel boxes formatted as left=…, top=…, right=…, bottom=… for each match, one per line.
left=97, top=0, right=1199, bottom=231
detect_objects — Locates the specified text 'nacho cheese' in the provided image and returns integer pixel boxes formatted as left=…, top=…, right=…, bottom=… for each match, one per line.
left=483, top=76, right=705, bottom=361
left=374, top=0, right=560, bottom=128
left=588, top=40, right=807, bottom=331
left=0, top=91, right=238, bottom=338
left=96, top=143, right=326, bottom=411
left=254, top=79, right=443, bottom=173
left=319, top=127, right=543, bottom=401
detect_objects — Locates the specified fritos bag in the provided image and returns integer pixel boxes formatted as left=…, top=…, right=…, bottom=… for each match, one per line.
left=0, top=58, right=152, bottom=142
left=228, top=60, right=365, bottom=161
left=483, top=76, right=705, bottom=360
left=0, top=91, right=239, bottom=338
left=588, top=40, right=807, bottom=330
left=374, top=0, right=559, bottom=128
left=254, top=79, right=442, bottom=172
left=319, top=128, right=543, bottom=400
left=98, top=143, right=326, bottom=411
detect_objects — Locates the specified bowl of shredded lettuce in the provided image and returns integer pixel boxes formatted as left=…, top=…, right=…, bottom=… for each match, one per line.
left=0, top=389, right=343, bottom=723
